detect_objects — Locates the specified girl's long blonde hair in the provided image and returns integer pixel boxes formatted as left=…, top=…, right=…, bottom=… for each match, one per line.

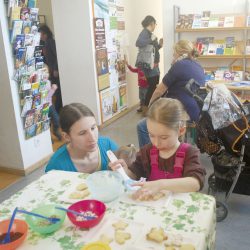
left=147, top=98, right=189, bottom=132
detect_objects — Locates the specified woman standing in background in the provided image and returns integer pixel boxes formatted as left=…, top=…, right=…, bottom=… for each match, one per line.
left=135, top=15, right=163, bottom=110
left=39, top=25, right=62, bottom=113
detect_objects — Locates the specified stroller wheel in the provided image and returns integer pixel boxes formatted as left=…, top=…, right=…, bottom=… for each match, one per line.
left=208, top=174, right=216, bottom=195
left=216, top=201, right=228, bottom=222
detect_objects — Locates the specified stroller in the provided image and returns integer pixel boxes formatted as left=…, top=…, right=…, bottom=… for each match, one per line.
left=185, top=79, right=250, bottom=222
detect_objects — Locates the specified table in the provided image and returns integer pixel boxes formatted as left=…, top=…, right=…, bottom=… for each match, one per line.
left=0, top=171, right=216, bottom=250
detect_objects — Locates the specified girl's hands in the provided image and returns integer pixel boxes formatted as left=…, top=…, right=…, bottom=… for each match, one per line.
left=131, top=180, right=163, bottom=201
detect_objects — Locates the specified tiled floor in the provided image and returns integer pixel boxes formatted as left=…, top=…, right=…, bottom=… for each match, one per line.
left=0, top=109, right=250, bottom=249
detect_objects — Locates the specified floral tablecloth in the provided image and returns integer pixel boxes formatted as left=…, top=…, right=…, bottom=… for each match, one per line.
left=0, top=170, right=216, bottom=250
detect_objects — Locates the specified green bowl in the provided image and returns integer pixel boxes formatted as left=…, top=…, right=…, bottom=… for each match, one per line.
left=25, top=204, right=66, bottom=234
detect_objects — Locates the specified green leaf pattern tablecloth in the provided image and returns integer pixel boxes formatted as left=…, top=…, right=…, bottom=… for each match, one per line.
left=0, top=171, right=216, bottom=250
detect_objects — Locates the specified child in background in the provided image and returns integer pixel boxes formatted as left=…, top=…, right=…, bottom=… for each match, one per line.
left=46, top=82, right=61, bottom=141
left=125, top=56, right=148, bottom=113
left=41, top=67, right=61, bottom=141
left=115, top=144, right=137, bottom=168
left=110, top=98, right=206, bottom=201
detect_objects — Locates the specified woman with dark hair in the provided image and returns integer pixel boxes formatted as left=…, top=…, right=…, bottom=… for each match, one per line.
left=45, top=103, right=118, bottom=173
left=135, top=15, right=163, bottom=110
left=39, top=25, right=62, bottom=113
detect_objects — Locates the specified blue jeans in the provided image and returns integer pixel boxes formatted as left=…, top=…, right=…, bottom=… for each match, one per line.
left=137, top=118, right=150, bottom=148
left=49, top=105, right=59, bottom=131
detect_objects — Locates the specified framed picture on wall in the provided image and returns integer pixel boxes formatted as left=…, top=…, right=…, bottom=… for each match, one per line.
left=38, top=15, right=46, bottom=25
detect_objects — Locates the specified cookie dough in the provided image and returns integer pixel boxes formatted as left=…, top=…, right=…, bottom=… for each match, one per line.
left=180, top=244, right=195, bottom=250
left=76, top=183, right=88, bottom=191
left=146, top=227, right=168, bottom=243
left=68, top=189, right=90, bottom=199
left=114, top=231, right=131, bottom=245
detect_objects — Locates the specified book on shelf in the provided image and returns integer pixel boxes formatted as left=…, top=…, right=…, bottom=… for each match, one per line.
left=13, top=34, right=25, bottom=54
left=201, top=10, right=210, bottom=28
left=9, top=6, right=21, bottom=26
left=10, top=20, right=23, bottom=43
left=25, top=45, right=35, bottom=63
left=35, top=56, right=44, bottom=70
left=21, top=95, right=33, bottom=117
left=208, top=16, right=219, bottom=28
left=176, top=14, right=193, bottom=29
left=31, top=21, right=39, bottom=34
left=25, top=124, right=37, bottom=139
left=34, top=45, right=43, bottom=57
left=32, top=33, right=41, bottom=47
left=30, top=8, right=39, bottom=22
left=24, top=109, right=35, bottom=128
left=36, top=122, right=43, bottom=135
left=224, top=37, right=235, bottom=55
left=32, top=93, right=41, bottom=109
left=224, top=16, right=235, bottom=27
left=192, top=14, right=202, bottom=29
left=20, top=0, right=29, bottom=8
left=34, top=106, right=42, bottom=124
left=42, top=119, right=50, bottom=132
left=246, top=39, right=250, bottom=55
left=20, top=7, right=30, bottom=20
left=22, top=20, right=32, bottom=34
left=218, top=17, right=225, bottom=27
left=247, top=16, right=250, bottom=27
left=31, top=82, right=40, bottom=96
left=234, top=15, right=245, bottom=27
left=24, top=33, right=34, bottom=46
left=27, top=57, right=36, bottom=73
left=7, top=0, right=18, bottom=17
left=214, top=40, right=225, bottom=55
left=28, top=0, right=37, bottom=8
left=15, top=47, right=26, bottom=69
left=196, top=37, right=214, bottom=55
left=207, top=43, right=217, bottom=55
left=41, top=103, right=50, bottom=121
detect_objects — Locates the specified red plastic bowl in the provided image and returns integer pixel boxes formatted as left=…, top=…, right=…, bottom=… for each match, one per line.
left=0, top=219, right=28, bottom=250
left=67, top=200, right=106, bottom=229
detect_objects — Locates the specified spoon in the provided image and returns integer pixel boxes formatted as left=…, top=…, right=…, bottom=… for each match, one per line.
left=55, top=207, right=96, bottom=220
left=1, top=207, right=18, bottom=244
left=17, top=209, right=61, bottom=223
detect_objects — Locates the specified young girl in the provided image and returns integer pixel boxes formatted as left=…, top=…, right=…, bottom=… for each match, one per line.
left=110, top=98, right=206, bottom=200
left=125, top=58, right=148, bottom=113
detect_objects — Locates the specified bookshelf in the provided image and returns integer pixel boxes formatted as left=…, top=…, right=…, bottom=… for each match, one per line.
left=175, top=27, right=250, bottom=33
left=173, top=4, right=250, bottom=101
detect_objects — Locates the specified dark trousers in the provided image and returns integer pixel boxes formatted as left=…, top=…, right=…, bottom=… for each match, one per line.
left=49, top=105, right=59, bottom=132
left=144, top=75, right=160, bottom=106
left=50, top=75, right=63, bottom=113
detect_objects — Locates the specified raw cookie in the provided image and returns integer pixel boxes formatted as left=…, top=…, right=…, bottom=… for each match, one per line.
left=180, top=244, right=195, bottom=250
left=165, top=247, right=175, bottom=250
left=99, top=234, right=113, bottom=244
left=152, top=192, right=165, bottom=201
left=76, top=183, right=88, bottom=191
left=146, top=227, right=168, bottom=243
left=68, top=189, right=90, bottom=199
left=115, top=231, right=131, bottom=245
left=112, top=220, right=128, bottom=230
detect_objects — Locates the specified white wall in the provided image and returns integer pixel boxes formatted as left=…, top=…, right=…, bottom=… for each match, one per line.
left=51, top=0, right=101, bottom=123
left=125, top=0, right=164, bottom=105
left=37, top=0, right=54, bottom=32
left=162, top=0, right=248, bottom=73
left=0, top=1, right=52, bottom=170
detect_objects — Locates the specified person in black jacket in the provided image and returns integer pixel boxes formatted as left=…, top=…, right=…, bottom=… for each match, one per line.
left=135, top=16, right=163, bottom=109
left=39, top=25, right=62, bottom=113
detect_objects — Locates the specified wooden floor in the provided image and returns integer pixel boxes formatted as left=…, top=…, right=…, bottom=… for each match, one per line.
left=0, top=132, right=64, bottom=191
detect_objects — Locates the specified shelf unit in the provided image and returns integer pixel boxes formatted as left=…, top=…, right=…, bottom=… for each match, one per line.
left=173, top=3, right=250, bottom=101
